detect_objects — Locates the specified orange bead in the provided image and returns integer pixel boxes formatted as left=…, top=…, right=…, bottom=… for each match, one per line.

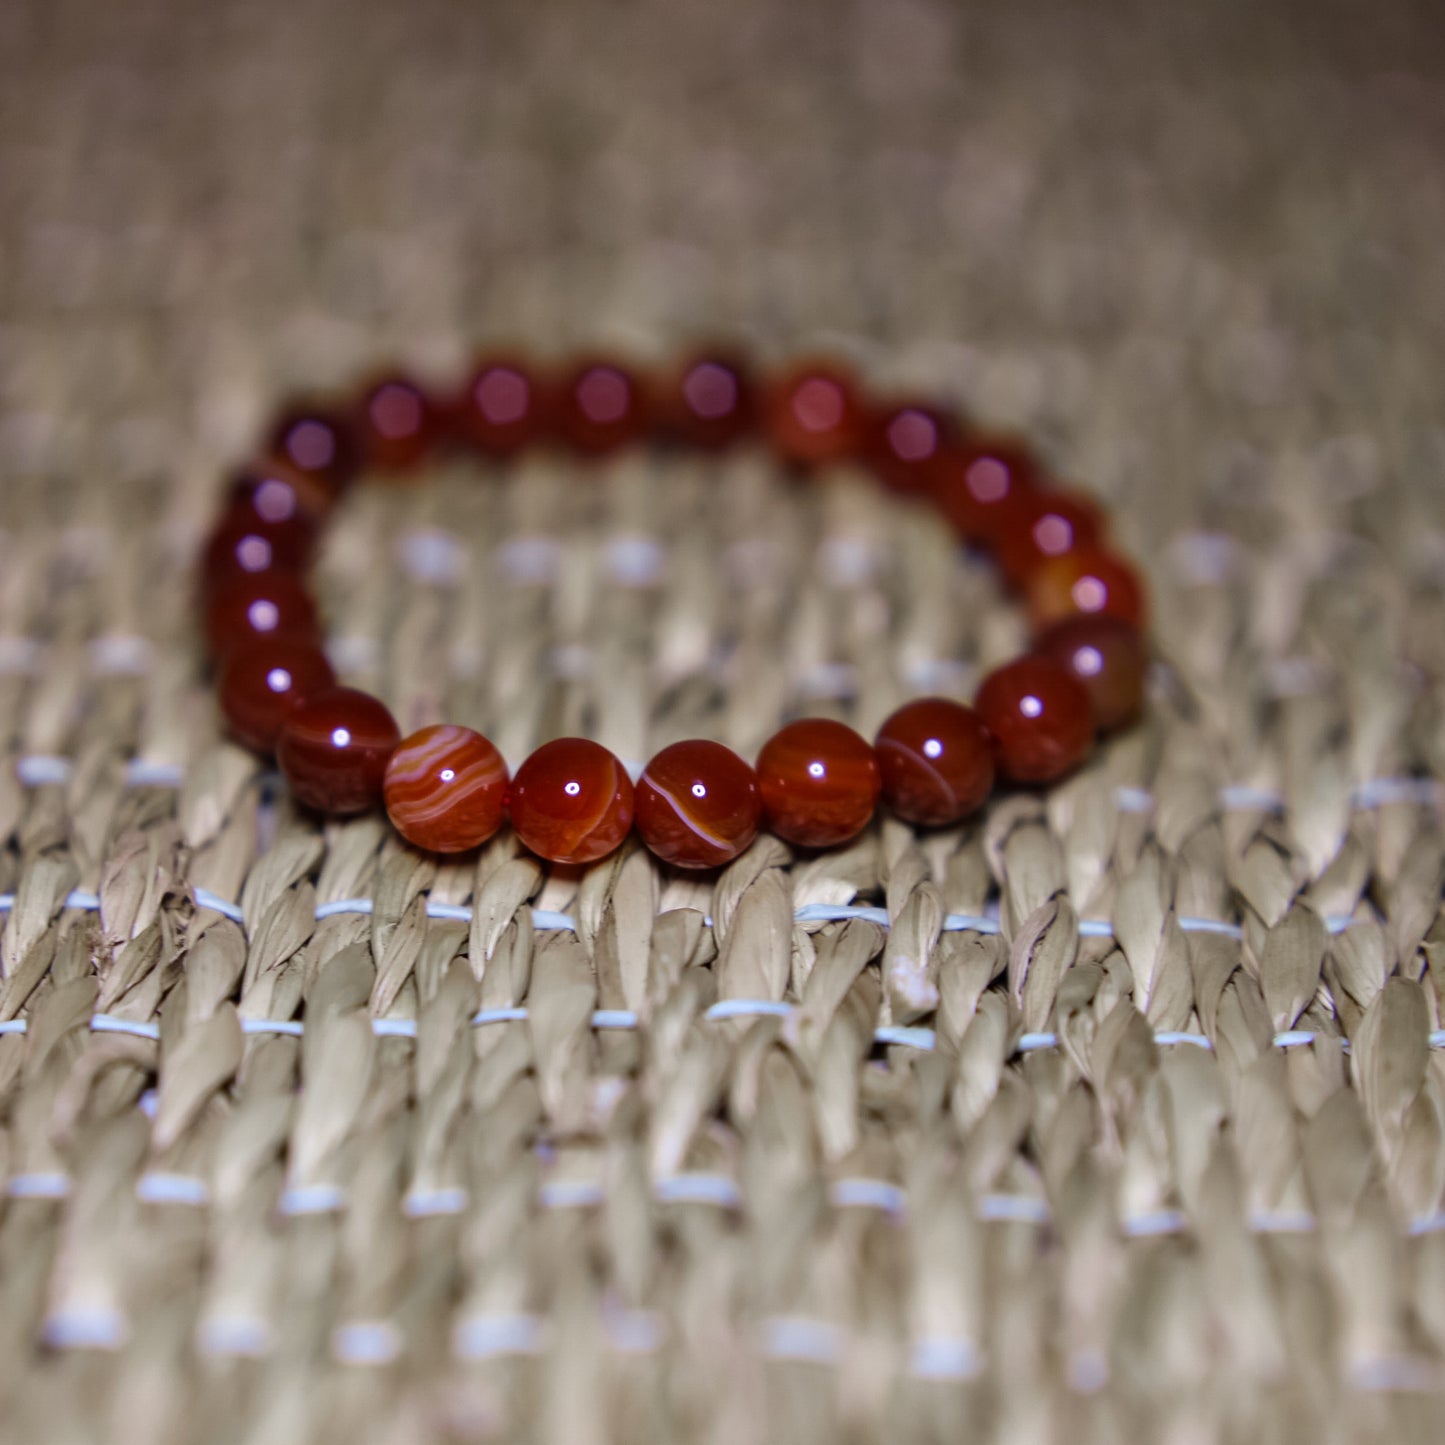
left=1025, top=547, right=1147, bottom=633
left=267, top=406, right=360, bottom=497
left=875, top=697, right=994, bottom=825
left=762, top=362, right=868, bottom=469
left=992, top=491, right=1105, bottom=588
left=975, top=657, right=1094, bottom=784
left=277, top=686, right=400, bottom=815
left=451, top=356, right=554, bottom=456
left=653, top=353, right=754, bottom=450
left=204, top=572, right=320, bottom=661
left=508, top=738, right=635, bottom=864
left=930, top=436, right=1038, bottom=543
left=635, top=739, right=763, bottom=869
left=555, top=359, right=648, bottom=456
left=866, top=401, right=956, bottom=495
left=356, top=374, right=439, bottom=472
left=218, top=635, right=336, bottom=753
left=384, top=725, right=510, bottom=853
left=756, top=718, right=880, bottom=848
left=1035, top=616, right=1147, bottom=733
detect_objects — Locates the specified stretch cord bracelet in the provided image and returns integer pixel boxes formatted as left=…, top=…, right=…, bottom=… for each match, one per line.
left=202, top=353, right=1148, bottom=863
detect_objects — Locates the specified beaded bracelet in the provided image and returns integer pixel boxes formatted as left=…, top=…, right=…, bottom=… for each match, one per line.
left=203, top=353, right=1147, bottom=867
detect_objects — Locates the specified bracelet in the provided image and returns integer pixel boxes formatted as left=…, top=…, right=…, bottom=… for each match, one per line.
left=202, top=353, right=1147, bottom=866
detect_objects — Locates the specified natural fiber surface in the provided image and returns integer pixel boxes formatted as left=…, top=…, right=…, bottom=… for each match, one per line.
left=4, top=0, right=1445, bottom=1438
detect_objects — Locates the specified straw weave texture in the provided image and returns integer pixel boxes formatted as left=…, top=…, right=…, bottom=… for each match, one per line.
left=3, top=0, right=1445, bottom=1438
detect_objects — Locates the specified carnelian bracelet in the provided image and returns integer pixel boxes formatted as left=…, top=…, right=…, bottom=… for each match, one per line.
left=202, top=353, right=1147, bottom=867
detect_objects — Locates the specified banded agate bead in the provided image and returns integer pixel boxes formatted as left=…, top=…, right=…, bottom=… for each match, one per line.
left=1035, top=616, right=1146, bottom=733
left=756, top=718, right=880, bottom=848
left=204, top=572, right=320, bottom=660
left=875, top=697, right=994, bottom=825
left=931, top=437, right=1036, bottom=544
left=975, top=657, right=1093, bottom=784
left=993, top=491, right=1105, bottom=587
left=277, top=686, right=401, bottom=814
left=218, top=636, right=336, bottom=753
left=508, top=738, right=635, bottom=864
left=384, top=725, right=509, bottom=853
left=635, top=739, right=762, bottom=868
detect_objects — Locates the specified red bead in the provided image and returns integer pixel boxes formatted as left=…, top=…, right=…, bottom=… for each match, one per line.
left=762, top=362, right=868, bottom=468
left=554, top=359, right=648, bottom=456
left=204, top=572, right=320, bottom=661
left=1025, top=547, right=1147, bottom=633
left=356, top=374, right=439, bottom=472
left=930, top=437, right=1038, bottom=543
left=508, top=738, right=635, bottom=864
left=276, top=685, right=400, bottom=815
left=756, top=719, right=880, bottom=848
left=267, top=406, right=360, bottom=496
left=635, top=740, right=763, bottom=869
left=993, top=491, right=1105, bottom=588
left=218, top=636, right=336, bottom=753
left=452, top=356, right=553, bottom=456
left=201, top=506, right=315, bottom=597
left=653, top=353, right=755, bottom=450
left=875, top=698, right=995, bottom=826
left=229, top=460, right=337, bottom=527
left=384, top=724, right=510, bottom=853
left=1035, top=616, right=1147, bottom=733
left=866, top=401, right=956, bottom=495
left=975, top=657, right=1094, bottom=784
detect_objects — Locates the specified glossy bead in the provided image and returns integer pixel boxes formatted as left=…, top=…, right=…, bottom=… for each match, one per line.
left=276, top=685, right=400, bottom=815
left=452, top=356, right=553, bottom=456
left=1035, top=616, right=1147, bottom=733
left=229, top=460, right=337, bottom=526
left=356, top=374, right=438, bottom=472
left=205, top=572, right=320, bottom=661
left=508, top=738, right=635, bottom=864
left=993, top=491, right=1105, bottom=588
left=201, top=506, right=315, bottom=597
left=384, top=724, right=509, bottom=853
left=653, top=353, right=755, bottom=450
left=756, top=718, right=880, bottom=848
left=554, top=359, right=648, bottom=456
left=975, top=657, right=1094, bottom=784
left=267, top=406, right=360, bottom=496
left=218, top=636, right=336, bottom=753
left=1025, top=547, right=1147, bottom=633
left=762, top=362, right=868, bottom=469
left=635, top=740, right=763, bottom=869
left=875, top=698, right=995, bottom=826
left=866, top=401, right=956, bottom=495
left=930, top=436, right=1038, bottom=543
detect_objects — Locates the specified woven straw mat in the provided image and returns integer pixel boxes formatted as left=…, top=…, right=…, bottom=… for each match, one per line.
left=3, top=0, right=1445, bottom=1439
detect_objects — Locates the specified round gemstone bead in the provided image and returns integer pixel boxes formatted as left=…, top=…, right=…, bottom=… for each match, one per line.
left=384, top=724, right=510, bottom=853
left=277, top=686, right=400, bottom=815
left=635, top=739, right=763, bottom=869
left=452, top=356, right=552, bottom=456
left=1035, top=616, right=1147, bottom=733
left=267, top=407, right=360, bottom=497
left=1025, top=547, right=1147, bottom=633
left=508, top=738, right=635, bottom=864
left=756, top=718, right=880, bottom=848
left=229, top=460, right=337, bottom=526
left=762, top=362, right=868, bottom=469
left=931, top=437, right=1038, bottom=543
left=993, top=491, right=1105, bottom=588
left=204, top=572, right=320, bottom=661
left=975, top=657, right=1094, bottom=784
left=875, top=697, right=995, bottom=826
left=555, top=359, right=648, bottom=456
left=218, top=635, right=336, bottom=753
left=356, top=374, right=438, bottom=472
left=201, top=506, right=315, bottom=597
left=866, top=401, right=955, bottom=495
left=654, top=353, right=754, bottom=450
